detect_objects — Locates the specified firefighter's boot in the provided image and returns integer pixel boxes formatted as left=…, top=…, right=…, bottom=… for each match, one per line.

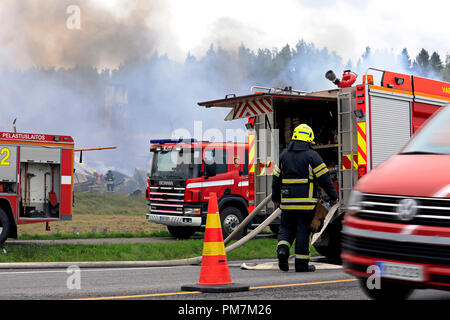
left=295, top=259, right=316, bottom=272
left=277, top=245, right=290, bottom=272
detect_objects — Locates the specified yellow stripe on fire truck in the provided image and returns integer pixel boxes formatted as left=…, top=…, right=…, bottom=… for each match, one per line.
left=249, top=133, right=255, bottom=174
left=257, top=161, right=274, bottom=176
left=342, top=154, right=358, bottom=170
left=357, top=122, right=367, bottom=166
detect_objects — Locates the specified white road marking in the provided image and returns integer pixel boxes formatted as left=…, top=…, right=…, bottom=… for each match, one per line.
left=0, top=265, right=198, bottom=276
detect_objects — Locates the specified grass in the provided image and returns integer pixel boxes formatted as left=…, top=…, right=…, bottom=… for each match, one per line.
left=17, top=193, right=163, bottom=238
left=72, top=193, right=147, bottom=216
left=0, top=239, right=319, bottom=263
left=10, top=192, right=319, bottom=263
left=17, top=192, right=266, bottom=240
left=17, top=230, right=172, bottom=240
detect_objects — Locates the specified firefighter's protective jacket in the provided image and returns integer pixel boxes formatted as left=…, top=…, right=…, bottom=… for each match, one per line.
left=272, top=141, right=338, bottom=211
left=105, top=172, right=114, bottom=185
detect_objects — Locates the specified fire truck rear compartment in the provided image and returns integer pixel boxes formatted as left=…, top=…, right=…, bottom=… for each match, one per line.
left=274, top=97, right=339, bottom=169
left=272, top=96, right=344, bottom=260
left=281, top=92, right=359, bottom=206
left=19, top=147, right=61, bottom=219
left=251, top=94, right=344, bottom=220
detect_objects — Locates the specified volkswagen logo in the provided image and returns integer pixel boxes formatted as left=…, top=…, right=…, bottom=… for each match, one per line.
left=396, top=199, right=418, bottom=221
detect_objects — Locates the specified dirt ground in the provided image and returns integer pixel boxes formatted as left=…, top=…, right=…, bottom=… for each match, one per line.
left=17, top=214, right=166, bottom=236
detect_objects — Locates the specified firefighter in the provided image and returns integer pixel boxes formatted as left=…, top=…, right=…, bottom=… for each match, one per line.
left=272, top=124, right=338, bottom=272
left=105, top=170, right=115, bottom=192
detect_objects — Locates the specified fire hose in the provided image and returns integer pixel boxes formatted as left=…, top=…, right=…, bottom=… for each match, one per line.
left=0, top=195, right=339, bottom=269
left=0, top=195, right=277, bottom=269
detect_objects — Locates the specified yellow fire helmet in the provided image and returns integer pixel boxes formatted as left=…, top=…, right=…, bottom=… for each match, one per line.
left=292, top=123, right=315, bottom=144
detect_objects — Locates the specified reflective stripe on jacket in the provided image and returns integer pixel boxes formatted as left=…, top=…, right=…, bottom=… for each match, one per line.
left=272, top=141, right=338, bottom=211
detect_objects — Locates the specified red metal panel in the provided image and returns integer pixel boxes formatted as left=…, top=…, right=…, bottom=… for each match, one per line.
left=413, top=76, right=450, bottom=101
left=411, top=102, right=441, bottom=133
left=232, top=98, right=273, bottom=120
left=60, top=148, right=73, bottom=217
left=0, top=132, right=74, bottom=145
left=1, top=196, right=17, bottom=222
left=381, top=71, right=413, bottom=91
left=355, top=85, right=366, bottom=113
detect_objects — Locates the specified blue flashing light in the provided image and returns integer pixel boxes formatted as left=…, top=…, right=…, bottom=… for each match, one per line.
left=150, top=138, right=197, bottom=144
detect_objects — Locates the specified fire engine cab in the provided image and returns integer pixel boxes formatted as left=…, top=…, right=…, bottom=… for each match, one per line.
left=146, top=139, right=254, bottom=239
left=0, top=132, right=74, bottom=244
left=197, top=67, right=448, bottom=261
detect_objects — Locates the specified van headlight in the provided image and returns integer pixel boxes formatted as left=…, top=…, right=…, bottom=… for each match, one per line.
left=347, top=190, right=363, bottom=215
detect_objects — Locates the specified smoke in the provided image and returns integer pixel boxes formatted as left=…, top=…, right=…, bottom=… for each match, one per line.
left=0, top=0, right=170, bottom=70
left=0, top=0, right=247, bottom=175
left=0, top=1, right=439, bottom=177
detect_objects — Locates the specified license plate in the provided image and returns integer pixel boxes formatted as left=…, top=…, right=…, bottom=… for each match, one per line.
left=376, top=261, right=424, bottom=282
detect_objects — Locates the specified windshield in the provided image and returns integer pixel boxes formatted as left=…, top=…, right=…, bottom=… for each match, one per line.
left=401, top=105, right=450, bottom=155
left=151, top=148, right=202, bottom=179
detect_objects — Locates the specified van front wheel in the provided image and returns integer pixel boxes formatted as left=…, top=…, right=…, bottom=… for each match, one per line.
left=359, top=278, right=414, bottom=300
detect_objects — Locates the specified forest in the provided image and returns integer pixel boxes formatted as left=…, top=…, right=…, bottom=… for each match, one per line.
left=0, top=40, right=448, bottom=172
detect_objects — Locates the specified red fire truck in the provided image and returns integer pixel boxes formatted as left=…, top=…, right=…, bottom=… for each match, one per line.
left=197, top=68, right=449, bottom=261
left=146, top=139, right=255, bottom=239
left=0, top=132, right=75, bottom=244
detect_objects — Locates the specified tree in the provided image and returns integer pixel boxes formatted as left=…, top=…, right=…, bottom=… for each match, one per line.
left=273, top=44, right=292, bottom=71
left=441, top=54, right=450, bottom=82
left=362, top=46, right=371, bottom=61
left=400, top=48, right=411, bottom=72
left=429, top=51, right=443, bottom=74
left=415, top=48, right=430, bottom=75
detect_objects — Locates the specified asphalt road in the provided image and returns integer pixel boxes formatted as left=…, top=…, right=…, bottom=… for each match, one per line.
left=1, top=260, right=449, bottom=301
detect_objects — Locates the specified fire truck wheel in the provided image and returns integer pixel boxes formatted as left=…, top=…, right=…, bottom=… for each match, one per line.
left=0, top=208, right=10, bottom=245
left=220, top=206, right=245, bottom=240
left=167, top=226, right=196, bottom=240
left=358, top=278, right=414, bottom=300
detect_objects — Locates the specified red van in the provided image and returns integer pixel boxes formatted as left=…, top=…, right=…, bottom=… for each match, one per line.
left=341, top=104, right=450, bottom=299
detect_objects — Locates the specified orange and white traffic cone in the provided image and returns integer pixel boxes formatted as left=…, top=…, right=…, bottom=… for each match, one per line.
left=181, top=192, right=249, bottom=293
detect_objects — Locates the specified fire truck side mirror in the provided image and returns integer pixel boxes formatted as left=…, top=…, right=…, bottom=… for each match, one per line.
left=204, top=163, right=216, bottom=178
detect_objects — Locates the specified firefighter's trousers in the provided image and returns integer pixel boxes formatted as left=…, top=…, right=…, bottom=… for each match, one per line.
left=277, top=210, right=315, bottom=271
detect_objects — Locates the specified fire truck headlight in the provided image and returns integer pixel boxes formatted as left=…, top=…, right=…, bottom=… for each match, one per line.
left=347, top=190, right=363, bottom=215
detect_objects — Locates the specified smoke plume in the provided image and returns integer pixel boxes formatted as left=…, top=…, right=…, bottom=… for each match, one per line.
left=0, top=0, right=171, bottom=69
left=0, top=1, right=428, bottom=177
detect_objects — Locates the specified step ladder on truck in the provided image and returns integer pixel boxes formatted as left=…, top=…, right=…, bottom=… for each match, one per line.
left=197, top=68, right=448, bottom=261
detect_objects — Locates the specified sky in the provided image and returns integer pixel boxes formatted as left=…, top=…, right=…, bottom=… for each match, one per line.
left=0, top=0, right=449, bottom=70
left=165, top=0, right=449, bottom=65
